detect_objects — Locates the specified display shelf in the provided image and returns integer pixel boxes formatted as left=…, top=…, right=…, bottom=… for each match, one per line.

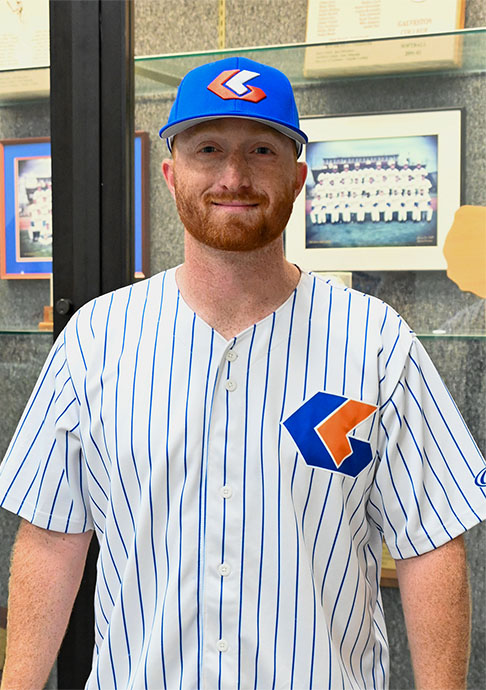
left=0, top=329, right=52, bottom=336
left=0, top=66, right=49, bottom=106
left=134, top=28, right=486, bottom=97
left=2, top=31, right=484, bottom=105
left=0, top=328, right=484, bottom=338
left=417, top=331, right=486, bottom=339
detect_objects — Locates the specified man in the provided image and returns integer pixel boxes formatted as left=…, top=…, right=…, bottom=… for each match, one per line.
left=0, top=56, right=485, bottom=690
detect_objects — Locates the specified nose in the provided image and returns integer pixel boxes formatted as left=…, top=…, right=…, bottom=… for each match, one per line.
left=218, top=151, right=251, bottom=192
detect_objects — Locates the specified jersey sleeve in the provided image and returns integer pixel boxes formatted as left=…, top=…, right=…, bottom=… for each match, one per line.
left=0, top=331, right=94, bottom=534
left=369, top=335, right=486, bottom=560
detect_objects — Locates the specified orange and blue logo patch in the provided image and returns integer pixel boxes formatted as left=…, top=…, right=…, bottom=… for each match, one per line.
left=207, top=69, right=267, bottom=103
left=283, top=392, right=377, bottom=477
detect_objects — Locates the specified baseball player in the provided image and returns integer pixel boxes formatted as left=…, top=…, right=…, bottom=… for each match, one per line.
left=397, top=191, right=408, bottom=221
left=383, top=198, right=393, bottom=222
left=352, top=161, right=363, bottom=188
left=318, top=194, right=329, bottom=225
left=309, top=192, right=320, bottom=225
left=340, top=191, right=351, bottom=223
left=419, top=189, right=434, bottom=222
left=1, top=56, right=485, bottom=690
left=370, top=190, right=381, bottom=222
left=330, top=193, right=341, bottom=223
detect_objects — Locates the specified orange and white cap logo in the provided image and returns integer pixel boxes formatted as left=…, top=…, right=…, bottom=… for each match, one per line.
left=207, top=69, right=267, bottom=103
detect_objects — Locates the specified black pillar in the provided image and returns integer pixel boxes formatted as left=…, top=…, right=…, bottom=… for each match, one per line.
left=50, top=0, right=134, bottom=339
left=49, top=1, right=134, bottom=686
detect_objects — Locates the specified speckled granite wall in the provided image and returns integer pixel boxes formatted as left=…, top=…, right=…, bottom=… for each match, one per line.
left=133, top=0, right=486, bottom=53
left=0, top=1, right=484, bottom=688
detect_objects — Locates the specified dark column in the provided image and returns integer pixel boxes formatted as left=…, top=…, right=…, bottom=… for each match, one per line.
left=49, top=1, right=134, bottom=686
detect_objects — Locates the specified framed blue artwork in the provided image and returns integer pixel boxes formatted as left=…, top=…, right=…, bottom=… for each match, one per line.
left=1, top=132, right=149, bottom=279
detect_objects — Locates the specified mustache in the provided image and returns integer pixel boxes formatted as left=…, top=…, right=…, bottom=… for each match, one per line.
left=203, top=191, right=268, bottom=205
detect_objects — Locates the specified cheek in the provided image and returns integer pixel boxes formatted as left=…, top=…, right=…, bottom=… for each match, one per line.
left=174, top=167, right=215, bottom=200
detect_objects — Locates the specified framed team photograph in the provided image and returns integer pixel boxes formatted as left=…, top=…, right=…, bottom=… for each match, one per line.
left=1, top=132, right=150, bottom=279
left=285, top=108, right=463, bottom=271
left=0, top=137, right=52, bottom=278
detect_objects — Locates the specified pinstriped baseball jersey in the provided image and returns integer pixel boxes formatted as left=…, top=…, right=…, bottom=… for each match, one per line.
left=1, top=267, right=485, bottom=690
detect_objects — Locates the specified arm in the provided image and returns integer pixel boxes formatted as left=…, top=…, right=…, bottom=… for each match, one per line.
left=395, top=535, right=471, bottom=690
left=0, top=519, right=92, bottom=690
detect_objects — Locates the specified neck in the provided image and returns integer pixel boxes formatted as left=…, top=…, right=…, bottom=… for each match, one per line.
left=176, top=233, right=301, bottom=340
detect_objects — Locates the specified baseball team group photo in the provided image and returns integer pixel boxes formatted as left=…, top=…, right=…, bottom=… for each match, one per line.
left=305, top=135, right=437, bottom=249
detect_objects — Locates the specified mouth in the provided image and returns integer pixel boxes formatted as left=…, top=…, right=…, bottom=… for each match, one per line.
left=211, top=200, right=259, bottom=208
left=210, top=201, right=261, bottom=215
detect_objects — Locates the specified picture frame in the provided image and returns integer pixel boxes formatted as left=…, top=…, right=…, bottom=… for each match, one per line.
left=134, top=132, right=150, bottom=280
left=0, top=0, right=50, bottom=101
left=304, top=0, right=466, bottom=78
left=0, top=132, right=150, bottom=279
left=286, top=108, right=463, bottom=272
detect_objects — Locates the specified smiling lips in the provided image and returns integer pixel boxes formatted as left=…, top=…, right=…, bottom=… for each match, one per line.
left=212, top=200, right=258, bottom=208
left=209, top=195, right=263, bottom=208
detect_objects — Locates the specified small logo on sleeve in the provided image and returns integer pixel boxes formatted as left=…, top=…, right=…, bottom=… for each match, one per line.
left=207, top=69, right=267, bottom=103
left=474, top=467, right=486, bottom=487
left=283, top=392, right=377, bottom=478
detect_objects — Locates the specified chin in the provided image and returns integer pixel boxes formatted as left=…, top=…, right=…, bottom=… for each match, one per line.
left=188, top=223, right=285, bottom=253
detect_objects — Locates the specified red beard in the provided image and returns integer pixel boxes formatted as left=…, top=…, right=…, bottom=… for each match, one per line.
left=173, top=176, right=296, bottom=252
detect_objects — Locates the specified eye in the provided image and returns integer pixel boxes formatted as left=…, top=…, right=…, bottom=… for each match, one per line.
left=254, top=146, right=274, bottom=155
left=199, top=145, right=219, bottom=154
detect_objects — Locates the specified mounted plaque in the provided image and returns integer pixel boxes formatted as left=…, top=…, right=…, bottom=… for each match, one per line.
left=304, top=0, right=466, bottom=77
left=0, top=0, right=50, bottom=99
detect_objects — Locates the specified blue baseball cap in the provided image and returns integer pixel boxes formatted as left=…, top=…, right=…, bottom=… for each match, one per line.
left=159, top=56, right=308, bottom=156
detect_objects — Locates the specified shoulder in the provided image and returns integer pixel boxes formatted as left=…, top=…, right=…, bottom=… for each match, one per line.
left=61, top=268, right=178, bottom=370
left=300, top=271, right=416, bottom=390
left=301, top=270, right=408, bottom=331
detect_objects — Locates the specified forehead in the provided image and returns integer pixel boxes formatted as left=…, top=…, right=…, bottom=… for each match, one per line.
left=174, top=117, right=294, bottom=149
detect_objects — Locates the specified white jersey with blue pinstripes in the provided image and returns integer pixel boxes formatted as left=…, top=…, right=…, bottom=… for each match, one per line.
left=1, top=267, right=485, bottom=690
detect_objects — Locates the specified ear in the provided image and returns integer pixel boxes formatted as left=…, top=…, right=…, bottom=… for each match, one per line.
left=294, top=161, right=308, bottom=200
left=162, top=158, right=176, bottom=199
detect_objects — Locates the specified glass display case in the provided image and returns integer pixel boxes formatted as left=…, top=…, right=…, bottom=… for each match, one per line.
left=0, top=24, right=484, bottom=689
left=132, top=27, right=485, bottom=347
left=134, top=28, right=486, bottom=90
left=132, top=29, right=486, bottom=600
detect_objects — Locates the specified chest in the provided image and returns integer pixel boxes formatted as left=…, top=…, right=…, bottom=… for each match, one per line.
left=77, top=307, right=382, bottom=535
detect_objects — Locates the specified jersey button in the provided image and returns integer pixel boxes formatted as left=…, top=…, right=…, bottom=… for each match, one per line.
left=225, top=349, right=238, bottom=362
left=224, top=379, right=237, bottom=392
left=216, top=639, right=228, bottom=652
left=220, top=485, right=233, bottom=499
left=218, top=563, right=231, bottom=577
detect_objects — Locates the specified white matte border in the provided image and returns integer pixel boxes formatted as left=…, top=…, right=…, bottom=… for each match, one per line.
left=286, top=109, right=462, bottom=272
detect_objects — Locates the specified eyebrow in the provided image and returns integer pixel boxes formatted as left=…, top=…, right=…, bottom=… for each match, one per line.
left=174, top=124, right=296, bottom=157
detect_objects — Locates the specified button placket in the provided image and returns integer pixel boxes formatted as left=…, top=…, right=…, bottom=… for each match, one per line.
left=223, top=345, right=239, bottom=392
left=203, top=339, right=245, bottom=686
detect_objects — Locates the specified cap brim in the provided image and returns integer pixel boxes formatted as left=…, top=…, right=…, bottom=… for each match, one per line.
left=160, top=114, right=307, bottom=155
